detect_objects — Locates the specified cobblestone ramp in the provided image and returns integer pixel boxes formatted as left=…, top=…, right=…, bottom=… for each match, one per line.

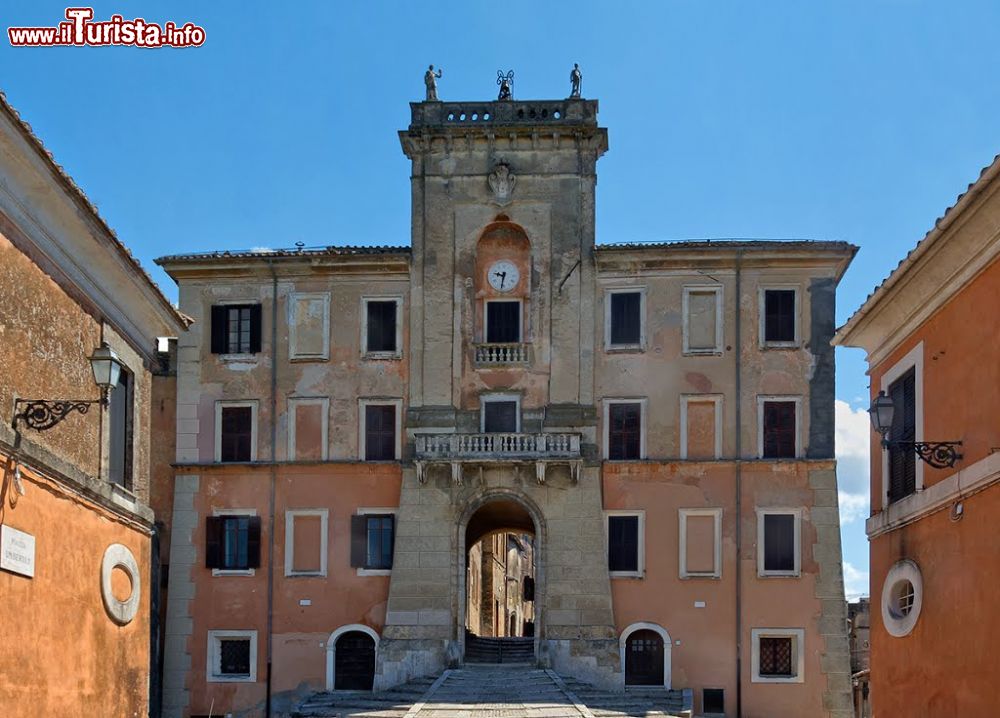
left=292, top=665, right=691, bottom=718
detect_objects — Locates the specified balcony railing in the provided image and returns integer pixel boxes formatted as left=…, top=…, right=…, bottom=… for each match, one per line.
left=474, top=343, right=531, bottom=366
left=415, top=432, right=581, bottom=460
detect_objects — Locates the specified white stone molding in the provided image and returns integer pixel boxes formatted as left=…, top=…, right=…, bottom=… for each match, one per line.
left=678, top=508, right=722, bottom=579
left=619, top=622, right=671, bottom=689
left=679, top=394, right=724, bottom=460
left=206, top=629, right=258, bottom=683
left=758, top=284, right=802, bottom=348
left=101, top=543, right=140, bottom=625
left=878, top=341, right=925, bottom=508
left=325, top=624, right=380, bottom=692
left=284, top=509, right=329, bottom=577
left=682, top=284, right=724, bottom=355
left=750, top=627, right=805, bottom=683
left=881, top=559, right=923, bottom=638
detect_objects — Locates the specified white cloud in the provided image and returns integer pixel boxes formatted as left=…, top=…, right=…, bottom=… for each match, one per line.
left=843, top=561, right=870, bottom=600
left=835, top=399, right=870, bottom=524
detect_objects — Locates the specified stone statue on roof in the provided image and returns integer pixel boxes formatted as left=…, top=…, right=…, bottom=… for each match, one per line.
left=569, top=63, right=582, bottom=98
left=425, top=65, right=442, bottom=101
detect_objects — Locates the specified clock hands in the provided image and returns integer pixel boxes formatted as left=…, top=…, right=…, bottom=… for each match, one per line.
left=493, top=270, right=507, bottom=289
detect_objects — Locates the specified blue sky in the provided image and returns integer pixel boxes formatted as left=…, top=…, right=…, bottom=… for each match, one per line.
left=6, top=1, right=1000, bottom=597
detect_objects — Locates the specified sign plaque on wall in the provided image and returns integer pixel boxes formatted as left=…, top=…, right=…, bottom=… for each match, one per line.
left=1, top=524, right=36, bottom=578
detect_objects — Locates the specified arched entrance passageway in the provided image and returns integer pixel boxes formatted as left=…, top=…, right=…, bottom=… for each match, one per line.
left=461, top=496, right=540, bottom=663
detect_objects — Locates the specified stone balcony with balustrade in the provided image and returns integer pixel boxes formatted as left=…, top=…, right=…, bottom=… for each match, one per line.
left=473, top=343, right=531, bottom=367
left=413, top=431, right=582, bottom=485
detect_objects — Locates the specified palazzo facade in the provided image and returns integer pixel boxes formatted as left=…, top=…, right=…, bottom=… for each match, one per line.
left=159, top=95, right=855, bottom=718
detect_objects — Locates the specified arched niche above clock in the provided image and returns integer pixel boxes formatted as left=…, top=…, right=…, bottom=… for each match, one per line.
left=474, top=217, right=532, bottom=348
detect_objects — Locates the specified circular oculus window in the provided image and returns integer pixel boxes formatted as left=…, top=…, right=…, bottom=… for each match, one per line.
left=101, top=543, right=141, bottom=625
left=881, top=559, right=922, bottom=637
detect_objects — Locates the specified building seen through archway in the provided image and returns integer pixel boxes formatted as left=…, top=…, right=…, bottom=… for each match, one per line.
left=466, top=531, right=535, bottom=638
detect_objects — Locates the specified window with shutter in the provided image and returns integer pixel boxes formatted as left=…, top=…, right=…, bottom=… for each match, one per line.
left=888, top=368, right=916, bottom=503
left=762, top=401, right=797, bottom=458
left=607, top=514, right=641, bottom=574
left=108, top=366, right=133, bottom=489
left=211, top=304, right=262, bottom=354
left=608, top=402, right=642, bottom=460
left=609, top=291, right=642, bottom=346
left=763, top=289, right=796, bottom=344
left=483, top=399, right=518, bottom=433
left=758, top=636, right=794, bottom=676
left=366, top=300, right=398, bottom=354
left=351, top=513, right=394, bottom=571
left=485, top=301, right=521, bottom=343
left=220, top=406, right=254, bottom=462
left=207, top=514, right=260, bottom=572
left=364, top=404, right=397, bottom=460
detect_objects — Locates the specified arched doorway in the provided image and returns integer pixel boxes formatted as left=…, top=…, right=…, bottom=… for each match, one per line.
left=326, top=625, right=378, bottom=691
left=460, top=494, right=541, bottom=662
left=621, top=622, right=671, bottom=688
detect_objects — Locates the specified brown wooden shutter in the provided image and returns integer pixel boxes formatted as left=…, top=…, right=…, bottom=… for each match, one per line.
left=210, top=306, right=228, bottom=354
left=350, top=515, right=367, bottom=568
left=248, top=304, right=263, bottom=353
left=205, top=516, right=223, bottom=568
left=246, top=516, right=262, bottom=568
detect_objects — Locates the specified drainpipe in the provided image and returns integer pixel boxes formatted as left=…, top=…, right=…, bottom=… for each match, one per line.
left=264, top=261, right=279, bottom=717
left=734, top=250, right=744, bottom=718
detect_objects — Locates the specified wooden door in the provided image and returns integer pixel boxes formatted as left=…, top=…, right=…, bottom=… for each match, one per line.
left=334, top=632, right=375, bottom=690
left=625, top=629, right=664, bottom=686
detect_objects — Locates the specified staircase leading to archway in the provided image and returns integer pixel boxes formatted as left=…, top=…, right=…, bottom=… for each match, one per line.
left=464, top=634, right=535, bottom=664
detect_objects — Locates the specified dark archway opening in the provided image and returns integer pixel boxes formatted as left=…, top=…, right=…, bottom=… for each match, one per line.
left=625, top=630, right=665, bottom=686
left=464, top=499, right=537, bottom=661
left=334, top=631, right=375, bottom=690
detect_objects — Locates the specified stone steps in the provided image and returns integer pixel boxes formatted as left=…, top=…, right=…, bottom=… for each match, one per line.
left=464, top=636, right=535, bottom=664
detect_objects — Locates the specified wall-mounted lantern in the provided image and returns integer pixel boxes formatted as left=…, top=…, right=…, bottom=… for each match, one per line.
left=867, top=390, right=962, bottom=469
left=11, top=341, right=123, bottom=432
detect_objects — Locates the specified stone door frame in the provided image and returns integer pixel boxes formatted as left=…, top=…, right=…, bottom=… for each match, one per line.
left=455, top=488, right=546, bottom=661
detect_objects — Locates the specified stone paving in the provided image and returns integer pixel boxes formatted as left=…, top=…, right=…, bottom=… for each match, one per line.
left=292, top=665, right=690, bottom=718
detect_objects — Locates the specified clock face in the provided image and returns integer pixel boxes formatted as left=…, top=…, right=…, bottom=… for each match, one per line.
left=488, top=260, right=520, bottom=293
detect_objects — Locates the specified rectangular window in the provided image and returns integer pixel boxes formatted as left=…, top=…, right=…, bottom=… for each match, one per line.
left=679, top=508, right=722, bottom=579
left=683, top=286, right=723, bottom=354
left=607, top=401, right=643, bottom=460
left=205, top=513, right=261, bottom=573
left=887, top=368, right=916, bottom=503
left=757, top=509, right=800, bottom=577
left=761, top=399, right=798, bottom=459
left=217, top=402, right=256, bottom=462
left=207, top=630, right=257, bottom=683
left=211, top=304, right=262, bottom=355
left=607, top=513, right=643, bottom=576
left=365, top=299, right=400, bottom=354
left=762, top=289, right=797, bottom=345
left=351, top=512, right=395, bottom=572
left=482, top=397, right=519, bottom=433
left=284, top=509, right=328, bottom=577
left=607, top=290, right=642, bottom=347
left=287, top=397, right=329, bottom=461
left=751, top=628, right=804, bottom=683
left=363, top=403, right=398, bottom=460
left=288, top=293, right=330, bottom=361
left=703, top=688, right=725, bottom=714
left=108, top=366, right=133, bottom=489
left=486, top=301, right=521, bottom=343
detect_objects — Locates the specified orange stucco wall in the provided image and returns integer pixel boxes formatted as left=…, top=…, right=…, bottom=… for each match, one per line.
left=0, top=459, right=151, bottom=717
left=604, top=460, right=830, bottom=718
left=866, top=255, right=1000, bottom=715
left=184, top=463, right=401, bottom=717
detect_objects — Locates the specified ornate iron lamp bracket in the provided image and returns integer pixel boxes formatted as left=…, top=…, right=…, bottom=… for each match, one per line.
left=12, top=396, right=104, bottom=432
left=884, top=440, right=963, bottom=469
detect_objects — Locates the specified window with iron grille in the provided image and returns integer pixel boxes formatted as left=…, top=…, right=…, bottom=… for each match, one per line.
left=207, top=630, right=257, bottom=682
left=366, top=300, right=398, bottom=354
left=609, top=291, right=642, bottom=346
left=762, top=400, right=796, bottom=458
left=486, top=301, right=521, bottom=343
left=220, top=638, right=251, bottom=676
left=702, top=688, right=725, bottom=714
left=220, top=406, right=254, bottom=462
left=210, top=304, right=262, bottom=355
left=483, top=399, right=518, bottom=433
left=758, top=636, right=794, bottom=677
left=608, top=402, right=642, bottom=460
left=887, top=368, right=916, bottom=503
left=607, top=514, right=640, bottom=573
left=364, top=404, right=396, bottom=460
left=351, top=514, right=394, bottom=570
left=762, top=513, right=796, bottom=574
left=763, top=289, right=796, bottom=344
